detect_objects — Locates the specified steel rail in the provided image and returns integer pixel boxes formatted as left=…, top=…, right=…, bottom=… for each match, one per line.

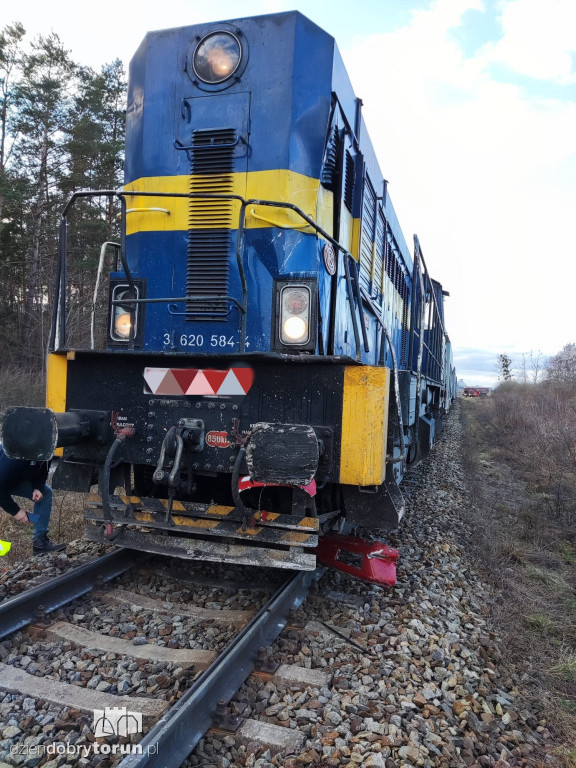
left=117, top=567, right=323, bottom=768
left=0, top=549, right=143, bottom=640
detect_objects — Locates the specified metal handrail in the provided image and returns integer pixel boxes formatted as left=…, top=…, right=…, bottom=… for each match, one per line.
left=413, top=240, right=426, bottom=461
left=360, top=286, right=406, bottom=469
left=91, top=241, right=121, bottom=349
left=411, top=235, right=445, bottom=380
left=53, top=189, right=368, bottom=360
left=414, top=234, right=446, bottom=336
left=240, top=196, right=366, bottom=361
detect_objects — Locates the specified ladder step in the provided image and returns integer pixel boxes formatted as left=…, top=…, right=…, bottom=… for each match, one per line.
left=85, top=502, right=317, bottom=548
left=85, top=494, right=319, bottom=532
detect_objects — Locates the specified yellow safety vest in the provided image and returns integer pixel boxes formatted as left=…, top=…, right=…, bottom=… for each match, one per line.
left=0, top=539, right=11, bottom=556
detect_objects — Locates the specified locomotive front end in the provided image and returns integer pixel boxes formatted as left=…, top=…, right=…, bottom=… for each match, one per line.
left=3, top=11, right=454, bottom=583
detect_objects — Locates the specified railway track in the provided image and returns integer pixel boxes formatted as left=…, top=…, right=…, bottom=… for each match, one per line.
left=1, top=408, right=552, bottom=767
left=0, top=549, right=144, bottom=641
left=0, top=550, right=322, bottom=767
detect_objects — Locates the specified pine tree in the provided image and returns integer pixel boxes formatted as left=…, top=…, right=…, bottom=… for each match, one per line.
left=497, top=353, right=513, bottom=382
left=0, top=22, right=26, bottom=226
left=10, top=32, right=77, bottom=364
left=0, top=22, right=29, bottom=364
left=61, top=59, right=126, bottom=347
left=0, top=26, right=127, bottom=369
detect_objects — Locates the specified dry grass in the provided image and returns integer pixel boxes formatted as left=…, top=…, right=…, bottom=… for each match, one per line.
left=0, top=364, right=45, bottom=417
left=1, top=490, right=86, bottom=564
left=550, top=651, right=576, bottom=681
left=461, top=395, right=576, bottom=765
left=489, top=381, right=576, bottom=527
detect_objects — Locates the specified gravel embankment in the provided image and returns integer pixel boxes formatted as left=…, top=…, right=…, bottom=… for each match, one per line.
left=0, top=404, right=554, bottom=767
left=0, top=541, right=113, bottom=602
left=186, top=404, right=553, bottom=768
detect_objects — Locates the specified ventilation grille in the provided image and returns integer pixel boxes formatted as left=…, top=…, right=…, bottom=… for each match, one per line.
left=344, top=150, right=355, bottom=212
left=321, top=126, right=339, bottom=189
left=400, top=276, right=410, bottom=367
left=359, top=177, right=376, bottom=292
left=374, top=210, right=385, bottom=293
left=187, top=128, right=235, bottom=317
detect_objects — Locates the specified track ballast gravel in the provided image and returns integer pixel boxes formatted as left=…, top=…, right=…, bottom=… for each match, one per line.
left=185, top=404, right=553, bottom=768
left=0, top=404, right=554, bottom=768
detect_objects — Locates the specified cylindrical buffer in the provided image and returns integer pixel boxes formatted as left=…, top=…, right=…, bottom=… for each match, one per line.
left=2, top=407, right=110, bottom=461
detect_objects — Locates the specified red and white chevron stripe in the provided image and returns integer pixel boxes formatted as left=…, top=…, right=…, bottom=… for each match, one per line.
left=144, top=367, right=254, bottom=396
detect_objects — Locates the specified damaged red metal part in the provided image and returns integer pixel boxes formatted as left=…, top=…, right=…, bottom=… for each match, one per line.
left=316, top=534, right=399, bottom=586
left=238, top=475, right=317, bottom=496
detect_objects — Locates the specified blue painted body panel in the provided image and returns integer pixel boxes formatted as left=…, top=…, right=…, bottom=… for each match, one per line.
left=124, top=228, right=323, bottom=354
left=126, top=13, right=334, bottom=181
left=121, top=9, right=451, bottom=403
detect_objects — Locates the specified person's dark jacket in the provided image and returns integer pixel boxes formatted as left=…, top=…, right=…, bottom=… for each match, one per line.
left=0, top=445, right=49, bottom=516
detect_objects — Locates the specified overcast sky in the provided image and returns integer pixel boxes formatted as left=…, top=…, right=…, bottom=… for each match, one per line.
left=6, top=0, right=576, bottom=385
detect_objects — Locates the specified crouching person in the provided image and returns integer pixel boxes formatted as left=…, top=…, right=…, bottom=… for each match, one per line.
left=0, top=443, right=65, bottom=555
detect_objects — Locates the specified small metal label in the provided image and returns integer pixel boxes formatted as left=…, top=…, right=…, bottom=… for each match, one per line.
left=206, top=430, right=231, bottom=448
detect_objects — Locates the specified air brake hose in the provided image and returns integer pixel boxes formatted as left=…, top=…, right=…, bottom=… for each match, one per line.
left=101, top=428, right=134, bottom=540
left=231, top=445, right=251, bottom=530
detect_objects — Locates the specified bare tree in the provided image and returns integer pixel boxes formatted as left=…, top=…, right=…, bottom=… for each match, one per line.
left=546, top=343, right=576, bottom=383
left=517, top=350, right=545, bottom=383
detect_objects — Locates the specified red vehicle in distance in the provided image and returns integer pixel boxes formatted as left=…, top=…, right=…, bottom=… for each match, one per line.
left=463, top=387, right=490, bottom=397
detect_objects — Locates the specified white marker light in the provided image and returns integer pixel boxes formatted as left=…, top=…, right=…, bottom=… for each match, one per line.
left=282, top=316, right=307, bottom=342
left=279, top=285, right=311, bottom=345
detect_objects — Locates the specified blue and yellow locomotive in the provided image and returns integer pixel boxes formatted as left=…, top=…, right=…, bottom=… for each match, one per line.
left=3, top=12, right=456, bottom=581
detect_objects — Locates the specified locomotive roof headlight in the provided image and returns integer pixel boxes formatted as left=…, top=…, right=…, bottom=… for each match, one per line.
left=280, top=285, right=311, bottom=345
left=193, top=32, right=242, bottom=84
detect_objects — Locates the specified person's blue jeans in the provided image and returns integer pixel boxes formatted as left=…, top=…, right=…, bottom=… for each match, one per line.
left=11, top=482, right=53, bottom=541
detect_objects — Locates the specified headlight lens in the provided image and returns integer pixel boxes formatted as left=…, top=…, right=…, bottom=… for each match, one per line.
left=282, top=316, right=307, bottom=343
left=193, top=32, right=242, bottom=84
left=114, top=312, right=132, bottom=339
left=110, top=285, right=138, bottom=342
left=280, top=285, right=311, bottom=345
